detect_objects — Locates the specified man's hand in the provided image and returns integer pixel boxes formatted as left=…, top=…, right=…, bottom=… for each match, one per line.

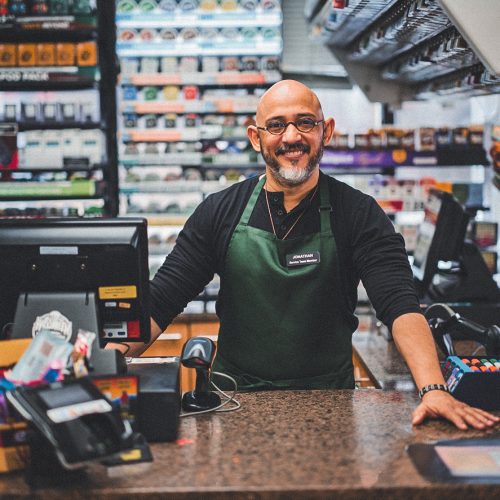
left=412, top=390, right=500, bottom=430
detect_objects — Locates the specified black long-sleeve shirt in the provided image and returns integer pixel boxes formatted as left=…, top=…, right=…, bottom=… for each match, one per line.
left=150, top=170, right=422, bottom=332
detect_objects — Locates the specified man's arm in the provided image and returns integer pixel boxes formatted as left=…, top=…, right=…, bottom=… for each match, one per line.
left=392, top=312, right=499, bottom=430
left=106, top=318, right=163, bottom=357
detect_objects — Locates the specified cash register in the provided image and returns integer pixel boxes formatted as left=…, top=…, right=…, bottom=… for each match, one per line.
left=0, top=218, right=180, bottom=443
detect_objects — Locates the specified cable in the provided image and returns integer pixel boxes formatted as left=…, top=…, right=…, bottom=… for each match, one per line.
left=210, top=372, right=241, bottom=413
left=179, top=371, right=240, bottom=418
left=424, top=302, right=457, bottom=318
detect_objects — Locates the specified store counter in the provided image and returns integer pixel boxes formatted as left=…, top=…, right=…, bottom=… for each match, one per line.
left=0, top=389, right=499, bottom=498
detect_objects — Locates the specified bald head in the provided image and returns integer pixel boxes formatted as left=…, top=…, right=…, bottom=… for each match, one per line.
left=256, top=80, right=323, bottom=124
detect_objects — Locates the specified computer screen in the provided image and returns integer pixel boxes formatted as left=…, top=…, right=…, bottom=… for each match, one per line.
left=0, top=217, right=150, bottom=345
left=412, top=189, right=470, bottom=294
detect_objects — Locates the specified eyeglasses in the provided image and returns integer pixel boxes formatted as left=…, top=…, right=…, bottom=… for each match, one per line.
left=256, top=117, right=324, bottom=135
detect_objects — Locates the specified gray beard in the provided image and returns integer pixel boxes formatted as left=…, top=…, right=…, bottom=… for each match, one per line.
left=260, top=141, right=324, bottom=188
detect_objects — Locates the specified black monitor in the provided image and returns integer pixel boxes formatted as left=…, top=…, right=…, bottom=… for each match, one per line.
left=412, top=189, right=500, bottom=303
left=0, top=217, right=150, bottom=346
left=412, top=189, right=470, bottom=294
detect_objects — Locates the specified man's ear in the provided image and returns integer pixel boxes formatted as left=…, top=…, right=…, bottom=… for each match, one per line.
left=247, top=125, right=261, bottom=152
left=322, top=117, right=335, bottom=146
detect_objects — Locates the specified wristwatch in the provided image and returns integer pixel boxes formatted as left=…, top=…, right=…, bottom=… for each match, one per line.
left=418, top=383, right=450, bottom=399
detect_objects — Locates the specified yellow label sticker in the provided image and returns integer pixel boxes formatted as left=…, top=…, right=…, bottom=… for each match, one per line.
left=119, top=449, right=142, bottom=461
left=98, top=286, right=137, bottom=300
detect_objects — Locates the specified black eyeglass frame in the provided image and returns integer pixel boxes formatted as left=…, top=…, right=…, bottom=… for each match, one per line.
left=256, top=118, right=325, bottom=135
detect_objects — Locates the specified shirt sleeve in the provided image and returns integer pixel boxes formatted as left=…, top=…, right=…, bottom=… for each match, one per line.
left=150, top=197, right=217, bottom=331
left=350, top=194, right=422, bottom=329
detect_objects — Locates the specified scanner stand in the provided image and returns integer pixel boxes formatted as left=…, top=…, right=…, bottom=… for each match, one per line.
left=11, top=291, right=125, bottom=376
left=426, top=307, right=500, bottom=357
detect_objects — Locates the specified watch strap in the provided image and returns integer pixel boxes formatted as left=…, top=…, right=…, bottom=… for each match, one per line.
left=418, top=383, right=450, bottom=399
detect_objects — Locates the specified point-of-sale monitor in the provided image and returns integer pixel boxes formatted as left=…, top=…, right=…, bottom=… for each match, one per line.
left=0, top=217, right=150, bottom=345
left=412, top=189, right=470, bottom=296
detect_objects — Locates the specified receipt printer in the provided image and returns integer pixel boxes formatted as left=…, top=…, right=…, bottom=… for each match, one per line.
left=127, top=358, right=181, bottom=442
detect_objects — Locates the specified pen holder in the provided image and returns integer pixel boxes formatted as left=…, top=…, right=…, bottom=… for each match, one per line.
left=442, top=356, right=500, bottom=411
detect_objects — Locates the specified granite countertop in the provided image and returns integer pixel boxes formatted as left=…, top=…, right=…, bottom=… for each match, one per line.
left=1, top=390, right=499, bottom=499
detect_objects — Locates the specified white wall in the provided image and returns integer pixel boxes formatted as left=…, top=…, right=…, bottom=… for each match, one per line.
left=313, top=85, right=382, bottom=134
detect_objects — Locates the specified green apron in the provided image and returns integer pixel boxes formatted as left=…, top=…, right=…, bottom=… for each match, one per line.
left=213, top=174, right=354, bottom=390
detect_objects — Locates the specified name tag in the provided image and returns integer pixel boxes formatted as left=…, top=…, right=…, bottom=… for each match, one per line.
left=286, top=251, right=320, bottom=267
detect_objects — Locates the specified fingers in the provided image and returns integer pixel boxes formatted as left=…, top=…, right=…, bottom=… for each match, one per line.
left=412, top=397, right=500, bottom=430
left=412, top=402, right=438, bottom=426
left=411, top=405, right=426, bottom=426
left=452, top=404, right=499, bottom=430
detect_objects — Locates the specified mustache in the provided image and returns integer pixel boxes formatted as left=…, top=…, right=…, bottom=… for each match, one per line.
left=275, top=143, right=310, bottom=155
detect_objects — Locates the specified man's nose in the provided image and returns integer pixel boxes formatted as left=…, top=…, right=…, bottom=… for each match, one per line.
left=282, top=122, right=302, bottom=142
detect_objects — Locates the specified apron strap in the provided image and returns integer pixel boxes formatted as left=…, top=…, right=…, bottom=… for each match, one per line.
left=319, top=174, right=332, bottom=233
left=239, top=176, right=266, bottom=226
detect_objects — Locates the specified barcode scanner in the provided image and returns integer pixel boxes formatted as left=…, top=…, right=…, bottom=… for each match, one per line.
left=180, top=337, right=221, bottom=412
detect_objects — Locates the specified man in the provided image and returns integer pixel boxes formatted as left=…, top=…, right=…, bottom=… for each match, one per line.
left=121, top=80, right=498, bottom=430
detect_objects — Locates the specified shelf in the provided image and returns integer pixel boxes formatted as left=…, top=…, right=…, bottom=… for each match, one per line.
left=121, top=129, right=198, bottom=142
left=120, top=153, right=263, bottom=169
left=320, top=147, right=489, bottom=169
left=126, top=213, right=190, bottom=226
left=120, top=152, right=201, bottom=166
left=120, top=71, right=281, bottom=87
left=115, top=10, right=282, bottom=27
left=122, top=125, right=247, bottom=141
left=0, top=66, right=99, bottom=90
left=0, top=163, right=106, bottom=173
left=0, top=179, right=100, bottom=198
left=10, top=121, right=102, bottom=131
left=309, top=0, right=399, bottom=48
left=121, top=179, right=238, bottom=194
left=121, top=100, right=256, bottom=114
left=308, top=0, right=500, bottom=104
left=0, top=14, right=97, bottom=35
left=116, top=40, right=282, bottom=58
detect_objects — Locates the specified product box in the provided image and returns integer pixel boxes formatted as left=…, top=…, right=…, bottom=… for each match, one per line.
left=160, top=57, right=178, bottom=74
left=50, top=0, right=70, bottom=15
left=354, top=133, right=369, bottom=149
left=0, top=341, right=36, bottom=473
left=17, top=44, right=37, bottom=66
left=0, top=339, right=32, bottom=369
left=418, top=127, right=436, bottom=151
left=36, top=43, right=56, bottom=66
left=56, top=43, right=75, bottom=66
left=21, top=130, right=43, bottom=168
left=0, top=44, right=17, bottom=67
left=0, top=421, right=29, bottom=473
left=0, top=124, right=19, bottom=169
left=80, top=129, right=104, bottom=165
left=61, top=102, right=77, bottom=122
left=61, top=129, right=83, bottom=167
left=21, top=102, right=38, bottom=122
left=442, top=356, right=500, bottom=411
left=469, top=125, right=484, bottom=146
left=42, top=102, right=60, bottom=122
left=452, top=127, right=469, bottom=146
left=140, top=57, right=159, bottom=74
left=76, top=41, right=98, bottom=66
left=43, top=130, right=64, bottom=167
